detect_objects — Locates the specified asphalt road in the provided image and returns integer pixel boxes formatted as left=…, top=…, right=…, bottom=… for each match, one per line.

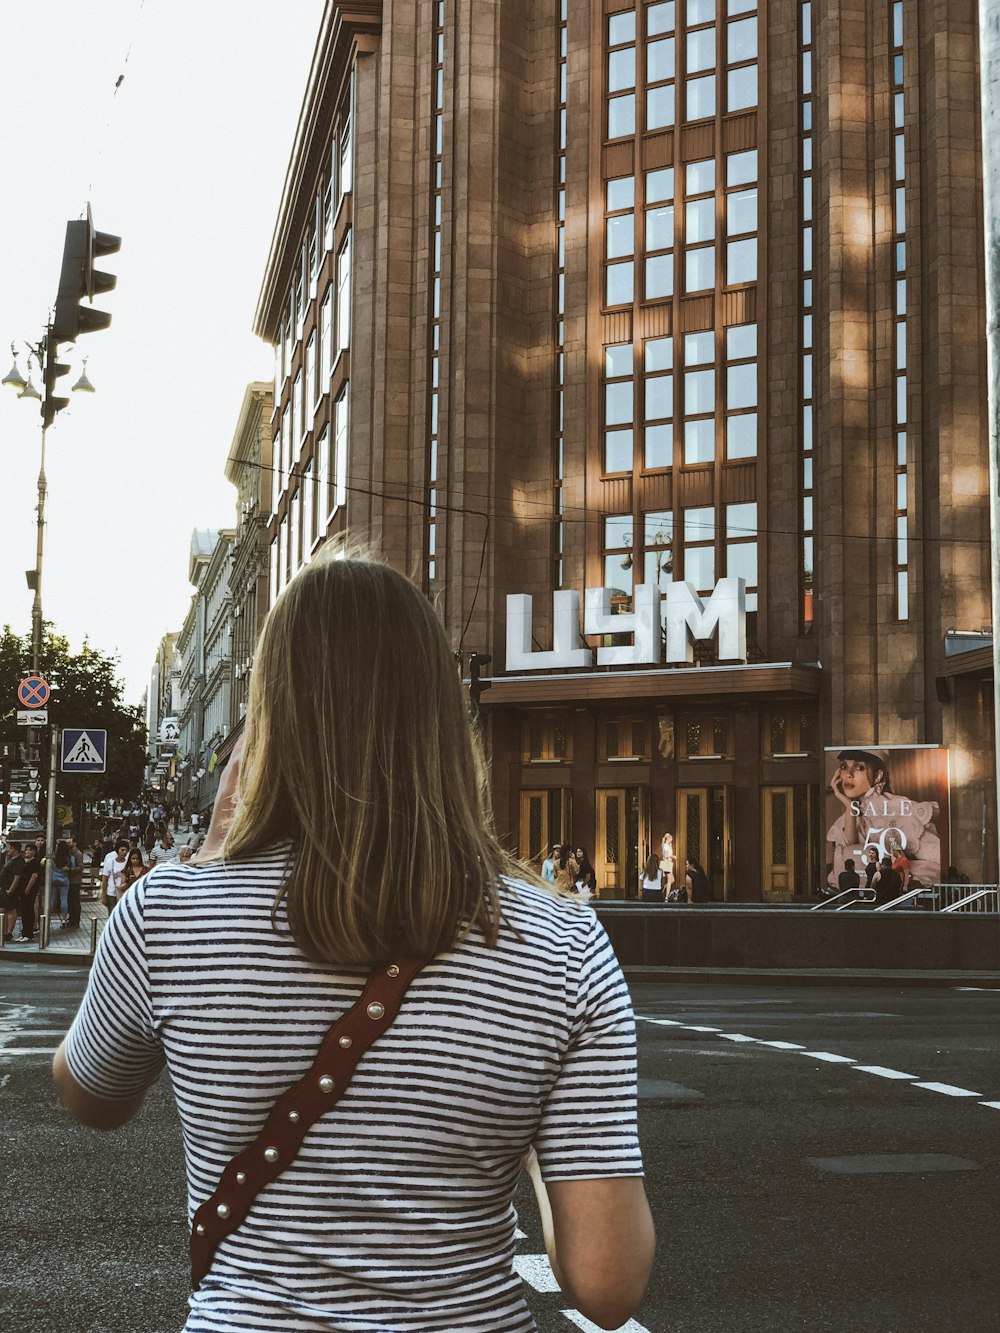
left=2, top=961, right=999, bottom=1332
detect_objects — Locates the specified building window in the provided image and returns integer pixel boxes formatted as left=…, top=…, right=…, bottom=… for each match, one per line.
left=682, top=713, right=733, bottom=759
left=271, top=426, right=281, bottom=513
left=603, top=514, right=634, bottom=608
left=646, top=1, right=676, bottom=131
left=305, top=333, right=316, bottom=423
left=725, top=321, right=757, bottom=459
left=337, top=233, right=352, bottom=352
left=302, top=460, right=315, bottom=558
left=289, top=488, right=301, bottom=577
left=316, top=425, right=330, bottom=526
left=682, top=506, right=715, bottom=591
left=763, top=710, right=818, bottom=757
left=683, top=332, right=715, bottom=465
left=643, top=336, right=673, bottom=469
left=602, top=718, right=651, bottom=762
left=684, top=158, right=716, bottom=296
left=604, top=343, right=635, bottom=474
left=522, top=715, right=573, bottom=763
left=334, top=384, right=349, bottom=510
left=725, top=501, right=758, bottom=609
left=428, top=3, right=445, bottom=586
left=644, top=166, right=674, bottom=302
left=643, top=509, right=674, bottom=589
left=606, top=9, right=637, bottom=139
left=268, top=536, right=278, bottom=609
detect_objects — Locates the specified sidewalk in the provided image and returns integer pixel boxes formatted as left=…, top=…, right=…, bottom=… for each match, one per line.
left=1, top=894, right=106, bottom=964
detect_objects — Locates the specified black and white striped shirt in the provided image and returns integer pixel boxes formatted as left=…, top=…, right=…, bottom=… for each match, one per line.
left=65, top=845, right=643, bottom=1332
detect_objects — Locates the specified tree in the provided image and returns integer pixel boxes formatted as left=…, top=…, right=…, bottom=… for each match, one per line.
left=0, top=625, right=147, bottom=813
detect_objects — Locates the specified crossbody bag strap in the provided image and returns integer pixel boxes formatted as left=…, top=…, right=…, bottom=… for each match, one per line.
left=189, top=954, right=428, bottom=1289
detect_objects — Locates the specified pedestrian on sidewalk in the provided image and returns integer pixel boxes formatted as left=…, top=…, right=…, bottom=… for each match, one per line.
left=11, top=844, right=41, bottom=941
left=66, top=838, right=85, bottom=930
left=53, top=547, right=654, bottom=1333
left=100, top=840, right=129, bottom=916
left=120, top=848, right=149, bottom=896
left=48, top=839, right=72, bottom=926
left=1, top=840, right=25, bottom=941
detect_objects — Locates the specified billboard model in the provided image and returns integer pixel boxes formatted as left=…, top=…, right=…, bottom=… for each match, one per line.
left=824, top=745, right=949, bottom=890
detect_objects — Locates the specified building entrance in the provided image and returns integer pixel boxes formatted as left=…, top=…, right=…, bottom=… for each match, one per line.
left=676, top=786, right=732, bottom=899
left=595, top=787, right=649, bottom=898
left=761, top=785, right=819, bottom=899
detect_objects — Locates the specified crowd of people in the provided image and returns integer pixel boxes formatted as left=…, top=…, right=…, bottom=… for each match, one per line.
left=0, top=810, right=204, bottom=943
left=538, top=833, right=711, bottom=905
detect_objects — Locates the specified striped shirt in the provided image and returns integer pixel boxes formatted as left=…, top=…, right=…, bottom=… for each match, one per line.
left=64, top=845, right=643, bottom=1332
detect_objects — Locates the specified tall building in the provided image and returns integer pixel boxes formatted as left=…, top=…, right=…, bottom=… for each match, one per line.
left=255, top=0, right=994, bottom=897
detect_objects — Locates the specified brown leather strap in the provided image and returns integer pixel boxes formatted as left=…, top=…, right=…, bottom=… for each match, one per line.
left=189, top=955, right=427, bottom=1289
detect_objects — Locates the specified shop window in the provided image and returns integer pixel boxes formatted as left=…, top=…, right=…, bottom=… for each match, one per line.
left=522, top=715, right=573, bottom=763
left=683, top=713, right=733, bottom=759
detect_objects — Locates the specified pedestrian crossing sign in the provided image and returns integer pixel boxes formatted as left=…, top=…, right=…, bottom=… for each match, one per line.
left=60, top=728, right=108, bottom=774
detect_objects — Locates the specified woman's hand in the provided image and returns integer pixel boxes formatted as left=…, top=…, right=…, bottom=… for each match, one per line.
left=830, top=771, right=853, bottom=812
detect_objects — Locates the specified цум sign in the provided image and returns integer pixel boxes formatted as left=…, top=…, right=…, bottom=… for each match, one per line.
left=506, top=579, right=747, bottom=671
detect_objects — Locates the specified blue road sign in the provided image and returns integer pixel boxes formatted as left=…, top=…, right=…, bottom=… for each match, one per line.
left=61, top=728, right=108, bottom=774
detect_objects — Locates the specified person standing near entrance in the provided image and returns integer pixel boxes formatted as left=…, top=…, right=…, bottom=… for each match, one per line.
left=658, top=833, right=675, bottom=894
left=541, top=843, right=559, bottom=883
left=640, top=854, right=665, bottom=903
left=685, top=858, right=710, bottom=903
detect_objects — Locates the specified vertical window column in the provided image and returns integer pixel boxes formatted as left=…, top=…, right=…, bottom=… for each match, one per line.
left=554, top=0, right=567, bottom=589
left=426, top=0, right=445, bottom=587
left=800, top=0, right=815, bottom=632
left=891, top=0, right=909, bottom=619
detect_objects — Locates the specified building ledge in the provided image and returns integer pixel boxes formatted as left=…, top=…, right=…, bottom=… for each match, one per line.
left=479, top=661, right=822, bottom=706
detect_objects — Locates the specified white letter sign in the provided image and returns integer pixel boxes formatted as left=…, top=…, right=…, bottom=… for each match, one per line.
left=584, top=584, right=662, bottom=666
left=664, top=578, right=747, bottom=664
left=506, top=591, right=593, bottom=671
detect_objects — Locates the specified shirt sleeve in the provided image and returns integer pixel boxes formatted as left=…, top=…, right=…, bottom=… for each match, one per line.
left=534, top=912, right=644, bottom=1181
left=62, top=882, right=165, bottom=1100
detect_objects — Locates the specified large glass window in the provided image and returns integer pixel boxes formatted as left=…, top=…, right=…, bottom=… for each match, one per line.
left=643, top=510, right=674, bottom=588
left=603, top=514, right=635, bottom=605
left=725, top=321, right=757, bottom=459
left=643, top=337, right=673, bottom=470
left=604, top=343, right=634, bottom=474
left=607, top=10, right=637, bottom=139
left=683, top=506, right=715, bottom=591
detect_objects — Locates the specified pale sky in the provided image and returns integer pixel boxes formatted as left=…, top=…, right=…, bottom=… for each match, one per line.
left=0, top=0, right=325, bottom=705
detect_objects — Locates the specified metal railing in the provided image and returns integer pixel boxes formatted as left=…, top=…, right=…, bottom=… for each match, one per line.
left=811, top=886, right=877, bottom=911
left=874, top=886, right=932, bottom=912
left=939, top=885, right=1000, bottom=914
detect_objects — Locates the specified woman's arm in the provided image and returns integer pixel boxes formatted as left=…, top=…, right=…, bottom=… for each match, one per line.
left=524, top=1150, right=654, bottom=1330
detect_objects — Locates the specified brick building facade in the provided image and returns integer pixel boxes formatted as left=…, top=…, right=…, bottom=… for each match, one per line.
left=254, top=0, right=995, bottom=898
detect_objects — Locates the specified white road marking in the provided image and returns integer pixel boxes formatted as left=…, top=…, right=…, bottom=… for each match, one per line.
left=561, top=1309, right=653, bottom=1332
left=852, top=1065, right=916, bottom=1080
left=912, top=1082, right=981, bottom=1098
left=953, top=987, right=1000, bottom=993
left=513, top=1253, right=561, bottom=1292
left=0, top=1047, right=59, bottom=1056
left=514, top=1227, right=527, bottom=1239
left=638, top=1017, right=999, bottom=1108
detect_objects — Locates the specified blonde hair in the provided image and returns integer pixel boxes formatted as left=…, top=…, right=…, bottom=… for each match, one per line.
left=222, top=545, right=523, bottom=966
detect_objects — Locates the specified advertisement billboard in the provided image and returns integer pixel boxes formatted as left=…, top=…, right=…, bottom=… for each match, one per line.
left=824, top=745, right=949, bottom=889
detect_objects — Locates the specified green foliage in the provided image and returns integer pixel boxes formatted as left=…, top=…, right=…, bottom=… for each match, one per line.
left=0, top=624, right=147, bottom=802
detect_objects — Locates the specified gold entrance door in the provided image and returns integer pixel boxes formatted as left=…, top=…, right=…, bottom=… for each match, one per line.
left=761, top=785, right=818, bottom=900
left=762, top=786, right=793, bottom=901
left=519, top=789, right=571, bottom=868
left=596, top=789, right=627, bottom=894
left=596, top=788, right=649, bottom=898
left=676, top=786, right=732, bottom=900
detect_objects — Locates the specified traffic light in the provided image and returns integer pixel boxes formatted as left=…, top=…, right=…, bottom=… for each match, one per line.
left=469, top=653, right=492, bottom=711
left=41, top=333, right=70, bottom=428
left=51, top=205, right=121, bottom=343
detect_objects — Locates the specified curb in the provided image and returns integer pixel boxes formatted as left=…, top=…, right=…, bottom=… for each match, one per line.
left=623, top=966, right=1000, bottom=988
left=0, top=948, right=93, bottom=968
